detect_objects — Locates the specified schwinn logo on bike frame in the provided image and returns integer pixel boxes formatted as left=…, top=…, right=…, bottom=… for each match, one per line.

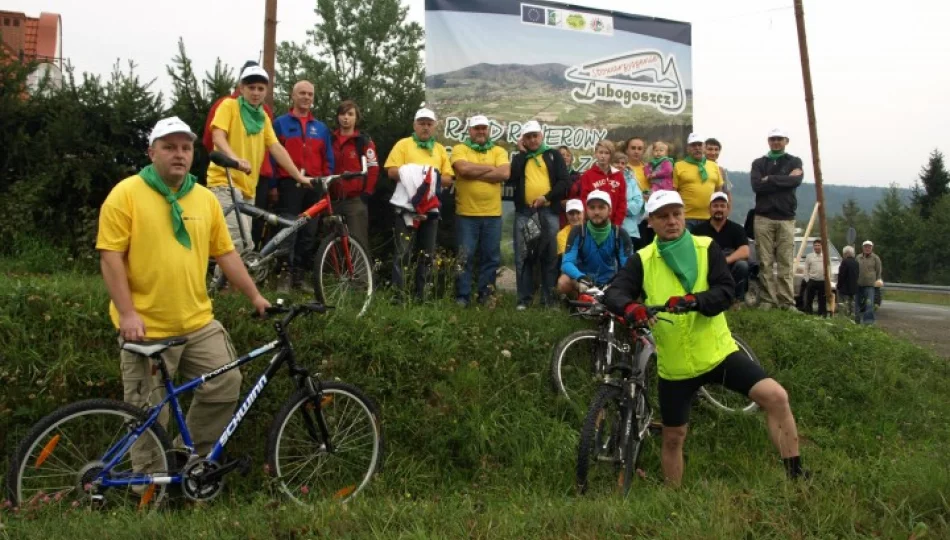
left=218, top=374, right=268, bottom=447
left=203, top=341, right=279, bottom=381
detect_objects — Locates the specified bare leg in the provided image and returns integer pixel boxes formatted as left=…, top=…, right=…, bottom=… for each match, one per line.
left=661, top=425, right=688, bottom=487
left=749, top=378, right=799, bottom=458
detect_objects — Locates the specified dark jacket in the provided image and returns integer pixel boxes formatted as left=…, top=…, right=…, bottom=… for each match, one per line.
left=509, top=148, right=572, bottom=212
left=272, top=112, right=335, bottom=178
left=750, top=153, right=804, bottom=220
left=837, top=256, right=859, bottom=296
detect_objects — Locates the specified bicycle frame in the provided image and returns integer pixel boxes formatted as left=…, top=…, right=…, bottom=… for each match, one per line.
left=94, top=316, right=329, bottom=489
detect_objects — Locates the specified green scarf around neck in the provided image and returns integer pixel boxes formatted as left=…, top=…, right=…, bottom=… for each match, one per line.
left=767, top=150, right=786, bottom=160
left=139, top=165, right=196, bottom=249
left=413, top=133, right=435, bottom=155
left=649, top=156, right=673, bottom=170
left=586, top=220, right=611, bottom=246
left=463, top=137, right=495, bottom=153
left=657, top=230, right=698, bottom=293
left=682, top=155, right=709, bottom=182
left=524, top=144, right=551, bottom=167
left=237, top=96, right=265, bottom=135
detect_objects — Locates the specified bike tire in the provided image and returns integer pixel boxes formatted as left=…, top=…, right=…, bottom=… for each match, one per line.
left=314, top=234, right=374, bottom=318
left=576, top=384, right=623, bottom=495
left=621, top=389, right=649, bottom=497
left=266, top=382, right=384, bottom=505
left=549, top=329, right=602, bottom=403
left=699, top=334, right=762, bottom=414
left=6, top=399, right=173, bottom=510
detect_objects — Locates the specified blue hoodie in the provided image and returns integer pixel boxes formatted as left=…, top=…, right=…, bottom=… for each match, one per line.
left=561, top=224, right=633, bottom=285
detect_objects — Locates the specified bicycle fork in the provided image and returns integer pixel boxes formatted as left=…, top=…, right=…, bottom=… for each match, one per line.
left=298, top=377, right=336, bottom=454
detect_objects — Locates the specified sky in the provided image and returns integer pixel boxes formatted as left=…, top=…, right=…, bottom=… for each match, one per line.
left=8, top=0, right=949, bottom=188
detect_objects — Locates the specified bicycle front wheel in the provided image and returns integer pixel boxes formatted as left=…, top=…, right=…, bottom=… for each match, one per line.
left=699, top=334, right=762, bottom=414
left=314, top=234, right=374, bottom=317
left=576, top=384, right=624, bottom=495
left=550, top=329, right=603, bottom=404
left=267, top=382, right=383, bottom=505
left=6, top=399, right=172, bottom=510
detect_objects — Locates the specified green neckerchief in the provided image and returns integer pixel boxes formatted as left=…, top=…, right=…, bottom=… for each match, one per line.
left=656, top=230, right=698, bottom=293
left=139, top=165, right=196, bottom=250
left=413, top=133, right=435, bottom=155
left=649, top=156, right=673, bottom=170
left=524, top=144, right=551, bottom=167
left=683, top=155, right=709, bottom=182
left=586, top=220, right=611, bottom=246
left=237, top=96, right=265, bottom=135
left=463, top=137, right=495, bottom=153
left=766, top=150, right=786, bottom=160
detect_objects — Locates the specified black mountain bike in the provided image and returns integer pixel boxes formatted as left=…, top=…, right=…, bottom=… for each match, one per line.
left=6, top=301, right=383, bottom=509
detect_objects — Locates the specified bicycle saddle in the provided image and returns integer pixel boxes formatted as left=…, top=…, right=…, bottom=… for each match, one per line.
left=121, top=337, right=188, bottom=358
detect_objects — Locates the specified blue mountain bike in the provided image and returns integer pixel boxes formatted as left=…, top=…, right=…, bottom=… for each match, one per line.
left=5, top=301, right=383, bottom=509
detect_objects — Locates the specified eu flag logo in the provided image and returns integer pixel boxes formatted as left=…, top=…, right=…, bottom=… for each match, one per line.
left=521, top=5, right=544, bottom=25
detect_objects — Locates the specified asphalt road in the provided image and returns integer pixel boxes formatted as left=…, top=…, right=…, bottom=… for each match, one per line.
left=875, top=300, right=950, bottom=358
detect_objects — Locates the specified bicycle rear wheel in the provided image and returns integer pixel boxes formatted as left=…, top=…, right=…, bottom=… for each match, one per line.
left=549, top=329, right=603, bottom=404
left=699, top=334, right=761, bottom=414
left=576, top=384, right=624, bottom=495
left=6, top=399, right=172, bottom=510
left=267, top=382, right=383, bottom=505
left=314, top=234, right=374, bottom=317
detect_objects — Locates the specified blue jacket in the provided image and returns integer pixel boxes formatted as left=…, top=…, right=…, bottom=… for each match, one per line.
left=271, top=112, right=335, bottom=178
left=622, top=169, right=644, bottom=239
left=561, top=224, right=633, bottom=285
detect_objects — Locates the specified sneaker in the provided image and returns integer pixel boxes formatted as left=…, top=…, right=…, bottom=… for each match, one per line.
left=516, top=304, right=528, bottom=311
left=455, top=298, right=469, bottom=308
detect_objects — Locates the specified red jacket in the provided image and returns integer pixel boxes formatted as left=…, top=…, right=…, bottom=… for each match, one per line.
left=271, top=111, right=333, bottom=178
left=203, top=92, right=274, bottom=179
left=579, top=166, right=627, bottom=227
left=331, top=130, right=380, bottom=199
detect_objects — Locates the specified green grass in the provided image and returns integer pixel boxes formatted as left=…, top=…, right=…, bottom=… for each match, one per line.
left=883, top=289, right=950, bottom=307
left=2, top=252, right=949, bottom=538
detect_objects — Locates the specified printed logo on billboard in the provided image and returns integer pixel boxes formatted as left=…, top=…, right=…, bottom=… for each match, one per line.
left=565, top=50, right=686, bottom=115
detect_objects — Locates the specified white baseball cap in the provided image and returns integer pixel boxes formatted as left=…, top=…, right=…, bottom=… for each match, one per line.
left=862, top=240, right=874, bottom=246
left=645, top=190, right=684, bottom=214
left=565, top=199, right=584, bottom=214
left=687, top=133, right=704, bottom=145
left=148, top=116, right=197, bottom=146
left=415, top=108, right=437, bottom=121
left=768, top=128, right=788, bottom=139
left=522, top=120, right=542, bottom=134
left=239, top=65, right=269, bottom=83
left=469, top=115, right=490, bottom=127
left=586, top=190, right=611, bottom=207
left=710, top=191, right=729, bottom=203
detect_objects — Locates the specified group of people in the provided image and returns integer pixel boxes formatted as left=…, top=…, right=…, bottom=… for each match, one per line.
left=95, top=73, right=837, bottom=487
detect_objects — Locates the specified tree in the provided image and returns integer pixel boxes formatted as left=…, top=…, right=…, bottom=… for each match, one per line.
left=870, top=185, right=922, bottom=283
left=911, top=149, right=949, bottom=218
left=829, top=198, right=871, bottom=250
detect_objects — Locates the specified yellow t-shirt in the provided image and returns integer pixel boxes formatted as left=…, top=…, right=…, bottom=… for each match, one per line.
left=524, top=156, right=551, bottom=205
left=96, top=176, right=235, bottom=338
left=451, top=144, right=509, bottom=217
left=384, top=137, right=454, bottom=176
left=673, top=160, right=724, bottom=220
left=206, top=98, right=279, bottom=200
left=628, top=163, right=649, bottom=193
left=557, top=225, right=572, bottom=255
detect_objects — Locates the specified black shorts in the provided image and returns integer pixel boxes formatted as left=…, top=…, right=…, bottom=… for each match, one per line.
left=658, top=350, right=768, bottom=427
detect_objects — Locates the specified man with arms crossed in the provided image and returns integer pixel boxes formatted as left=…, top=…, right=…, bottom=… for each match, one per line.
left=604, top=190, right=805, bottom=485
left=97, top=117, right=271, bottom=468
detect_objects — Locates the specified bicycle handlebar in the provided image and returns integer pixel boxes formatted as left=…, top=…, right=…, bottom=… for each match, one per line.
left=209, top=151, right=240, bottom=169
left=252, top=301, right=334, bottom=322
left=308, top=156, right=369, bottom=191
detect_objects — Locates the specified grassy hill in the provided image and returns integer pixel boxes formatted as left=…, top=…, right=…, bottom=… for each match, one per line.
left=1, top=257, right=948, bottom=538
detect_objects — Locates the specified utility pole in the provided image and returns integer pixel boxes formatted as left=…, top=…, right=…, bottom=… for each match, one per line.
left=793, top=0, right=833, bottom=310
left=263, top=0, right=278, bottom=108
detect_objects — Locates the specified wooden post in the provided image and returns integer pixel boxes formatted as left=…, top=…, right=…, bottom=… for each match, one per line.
left=263, top=0, right=278, bottom=108
left=794, top=0, right=833, bottom=310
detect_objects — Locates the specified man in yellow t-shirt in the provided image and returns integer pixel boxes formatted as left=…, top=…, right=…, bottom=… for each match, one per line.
left=450, top=115, right=510, bottom=307
left=206, top=65, right=311, bottom=252
left=508, top=120, right=572, bottom=309
left=97, top=117, right=271, bottom=464
left=384, top=107, right=455, bottom=302
left=673, top=133, right=724, bottom=228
